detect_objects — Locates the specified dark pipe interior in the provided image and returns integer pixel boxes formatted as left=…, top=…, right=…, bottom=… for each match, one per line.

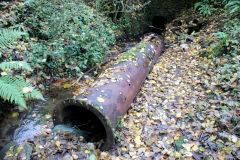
left=152, top=16, right=167, bottom=34
left=62, top=105, right=106, bottom=142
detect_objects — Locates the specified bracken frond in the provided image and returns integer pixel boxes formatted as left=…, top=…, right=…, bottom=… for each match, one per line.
left=0, top=75, right=27, bottom=108
left=0, top=28, right=26, bottom=56
left=0, top=61, right=33, bottom=71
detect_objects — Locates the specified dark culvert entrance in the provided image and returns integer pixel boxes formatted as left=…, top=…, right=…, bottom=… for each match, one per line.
left=61, top=105, right=106, bottom=142
left=52, top=99, right=115, bottom=150
left=151, top=16, right=167, bottom=34
left=53, top=100, right=108, bottom=145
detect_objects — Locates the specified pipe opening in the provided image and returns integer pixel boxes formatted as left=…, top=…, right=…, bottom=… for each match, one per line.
left=59, top=104, right=107, bottom=142
left=53, top=99, right=115, bottom=150
left=152, top=16, right=167, bottom=34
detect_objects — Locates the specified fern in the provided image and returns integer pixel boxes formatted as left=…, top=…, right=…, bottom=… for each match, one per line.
left=0, top=61, right=33, bottom=71
left=24, top=89, right=44, bottom=101
left=0, top=75, right=44, bottom=109
left=225, top=0, right=240, bottom=16
left=0, top=28, right=26, bottom=56
left=13, top=76, right=44, bottom=101
left=0, top=75, right=27, bottom=108
left=194, top=2, right=203, bottom=10
left=194, top=0, right=217, bottom=17
left=0, top=28, right=44, bottom=109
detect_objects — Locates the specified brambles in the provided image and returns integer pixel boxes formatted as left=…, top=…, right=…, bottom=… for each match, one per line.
left=14, top=0, right=117, bottom=78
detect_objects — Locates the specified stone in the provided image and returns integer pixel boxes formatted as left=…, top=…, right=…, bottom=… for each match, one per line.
left=198, top=38, right=205, bottom=44
left=186, top=37, right=194, bottom=42
left=218, top=132, right=239, bottom=142
left=0, top=142, right=19, bottom=160
left=63, top=153, right=73, bottom=160
left=173, top=20, right=182, bottom=26
left=87, top=143, right=95, bottom=151
left=193, top=152, right=204, bottom=160
left=180, top=43, right=190, bottom=51
left=225, top=154, right=234, bottom=160
left=236, top=149, right=240, bottom=159
left=207, top=141, right=218, bottom=151
left=52, top=124, right=90, bottom=137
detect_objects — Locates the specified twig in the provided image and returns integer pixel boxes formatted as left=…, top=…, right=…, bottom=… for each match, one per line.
left=71, top=64, right=100, bottom=86
left=71, top=56, right=116, bottom=86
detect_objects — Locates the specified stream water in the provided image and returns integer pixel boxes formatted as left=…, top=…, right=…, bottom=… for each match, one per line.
left=0, top=41, right=138, bottom=152
left=0, top=87, right=73, bottom=150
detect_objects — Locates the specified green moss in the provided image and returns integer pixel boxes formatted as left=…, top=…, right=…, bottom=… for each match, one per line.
left=93, top=104, right=100, bottom=111
left=105, top=115, right=112, bottom=128
left=144, top=50, right=153, bottom=60
left=119, top=51, right=138, bottom=62
left=118, top=43, right=147, bottom=63
left=76, top=99, right=86, bottom=104
left=116, top=115, right=123, bottom=129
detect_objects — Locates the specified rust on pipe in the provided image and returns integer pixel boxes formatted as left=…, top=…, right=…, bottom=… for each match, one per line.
left=52, top=33, right=163, bottom=150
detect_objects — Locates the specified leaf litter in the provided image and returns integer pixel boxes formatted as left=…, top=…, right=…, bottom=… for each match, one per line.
left=2, top=3, right=240, bottom=160
left=98, top=9, right=239, bottom=160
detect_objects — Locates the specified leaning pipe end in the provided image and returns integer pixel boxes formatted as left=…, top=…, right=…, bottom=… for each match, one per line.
left=52, top=98, right=115, bottom=150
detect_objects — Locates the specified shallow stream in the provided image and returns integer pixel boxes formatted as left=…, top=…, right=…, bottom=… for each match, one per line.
left=0, top=41, right=138, bottom=152
left=0, top=87, right=72, bottom=150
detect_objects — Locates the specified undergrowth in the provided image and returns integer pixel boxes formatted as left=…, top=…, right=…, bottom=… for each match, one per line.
left=196, top=0, right=240, bottom=99
left=0, top=28, right=44, bottom=109
left=94, top=0, right=151, bottom=37
left=13, top=0, right=118, bottom=78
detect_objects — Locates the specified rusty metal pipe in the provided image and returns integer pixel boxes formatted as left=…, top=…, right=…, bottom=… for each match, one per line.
left=53, top=33, right=163, bottom=150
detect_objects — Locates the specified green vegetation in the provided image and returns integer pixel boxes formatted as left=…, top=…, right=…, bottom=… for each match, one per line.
left=196, top=0, right=239, bottom=97
left=0, top=0, right=149, bottom=110
left=225, top=0, right=240, bottom=16
left=95, top=0, right=151, bottom=36
left=13, top=0, right=117, bottom=78
left=0, top=28, right=44, bottom=109
left=1, top=0, right=240, bottom=159
left=118, top=43, right=146, bottom=62
left=194, top=0, right=217, bottom=17
left=0, top=29, right=27, bottom=55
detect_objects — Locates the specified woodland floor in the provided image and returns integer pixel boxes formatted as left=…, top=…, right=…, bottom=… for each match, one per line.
left=3, top=6, right=240, bottom=160
left=99, top=11, right=239, bottom=159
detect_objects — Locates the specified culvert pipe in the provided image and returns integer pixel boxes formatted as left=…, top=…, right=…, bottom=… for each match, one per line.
left=52, top=33, right=163, bottom=150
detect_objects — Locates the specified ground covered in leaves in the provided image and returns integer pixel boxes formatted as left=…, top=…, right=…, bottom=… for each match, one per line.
left=97, top=11, right=239, bottom=160
left=2, top=4, right=240, bottom=160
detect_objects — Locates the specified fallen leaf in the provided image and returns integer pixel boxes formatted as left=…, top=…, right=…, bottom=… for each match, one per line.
left=223, top=146, right=232, bottom=154
left=72, top=154, right=78, bottom=159
left=16, top=146, right=23, bottom=153
left=235, top=140, right=240, bottom=148
left=85, top=150, right=90, bottom=154
left=45, top=114, right=51, bottom=119
left=63, top=84, right=71, bottom=88
left=55, top=141, right=61, bottom=149
left=11, top=112, right=19, bottom=118
left=97, top=97, right=105, bottom=103
left=135, top=135, right=141, bottom=146
left=192, top=143, right=198, bottom=151
left=174, top=134, right=180, bottom=141
left=22, top=86, right=33, bottom=93
left=199, top=146, right=205, bottom=152
left=211, top=135, right=217, bottom=141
